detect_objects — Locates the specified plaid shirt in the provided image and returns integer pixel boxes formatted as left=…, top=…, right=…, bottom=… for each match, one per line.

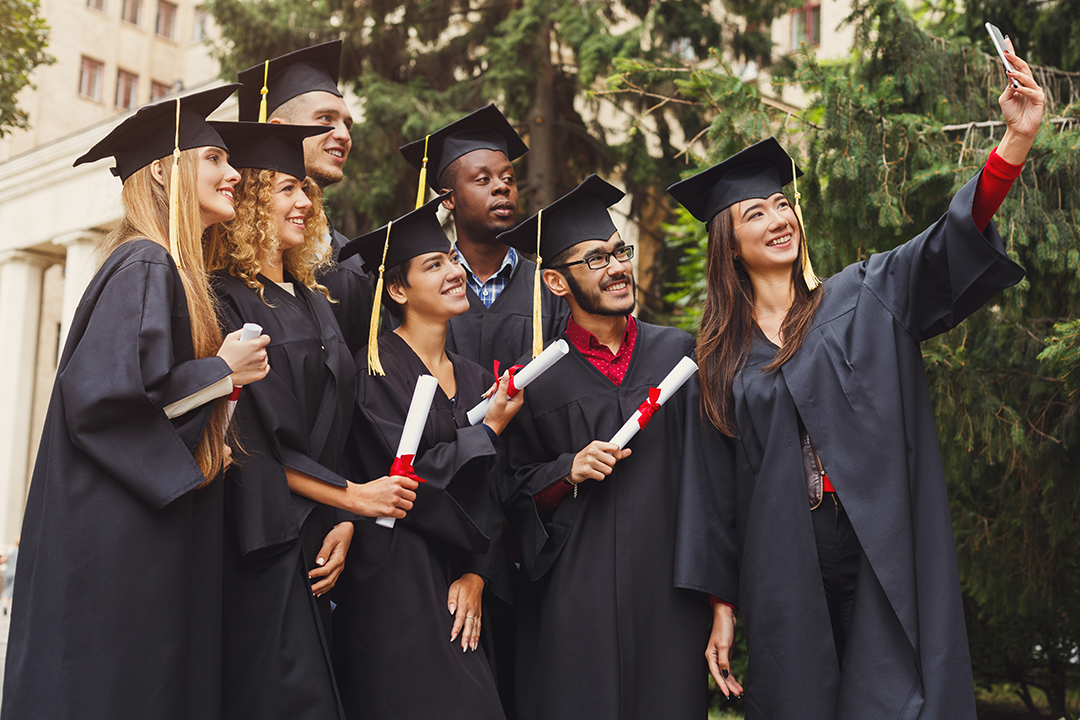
left=457, top=247, right=519, bottom=308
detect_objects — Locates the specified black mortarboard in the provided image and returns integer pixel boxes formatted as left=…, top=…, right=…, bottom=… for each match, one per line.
left=339, top=193, right=452, bottom=375
left=497, top=174, right=625, bottom=266
left=74, top=84, right=238, bottom=181
left=399, top=104, right=528, bottom=195
left=209, top=122, right=331, bottom=180
left=666, top=137, right=802, bottom=223
left=339, top=193, right=452, bottom=274
left=236, top=40, right=343, bottom=122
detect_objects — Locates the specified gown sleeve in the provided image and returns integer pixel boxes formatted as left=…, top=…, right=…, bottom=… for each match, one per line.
left=861, top=170, right=1025, bottom=342
left=673, top=374, right=741, bottom=607
left=58, top=258, right=231, bottom=510
left=217, top=291, right=348, bottom=559
left=350, top=373, right=494, bottom=555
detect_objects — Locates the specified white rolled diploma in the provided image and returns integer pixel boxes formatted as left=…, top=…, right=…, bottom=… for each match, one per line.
left=608, top=356, right=698, bottom=449
left=377, top=373, right=440, bottom=529
left=226, top=323, right=264, bottom=424
left=466, top=339, right=571, bottom=426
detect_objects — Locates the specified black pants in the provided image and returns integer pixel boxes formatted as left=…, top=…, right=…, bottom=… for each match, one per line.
left=811, top=492, right=861, bottom=667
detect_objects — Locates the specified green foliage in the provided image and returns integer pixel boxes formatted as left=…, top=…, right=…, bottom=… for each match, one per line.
left=0, top=0, right=53, bottom=137
left=205, top=1, right=802, bottom=303
left=609, top=0, right=1080, bottom=713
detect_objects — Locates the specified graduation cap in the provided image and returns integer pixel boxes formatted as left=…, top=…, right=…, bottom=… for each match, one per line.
left=74, top=84, right=237, bottom=182
left=399, top=104, right=528, bottom=208
left=74, top=84, right=239, bottom=270
left=237, top=40, right=343, bottom=123
left=497, top=174, right=625, bottom=357
left=339, top=193, right=452, bottom=375
left=666, top=137, right=820, bottom=290
left=209, top=122, right=331, bottom=179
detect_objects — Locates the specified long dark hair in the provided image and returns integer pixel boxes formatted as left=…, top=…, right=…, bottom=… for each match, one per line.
left=697, top=205, right=823, bottom=436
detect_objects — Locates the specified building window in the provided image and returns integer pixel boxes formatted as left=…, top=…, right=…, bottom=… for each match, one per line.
left=156, top=0, right=177, bottom=38
left=116, top=69, right=139, bottom=110
left=86, top=0, right=105, bottom=12
left=151, top=80, right=172, bottom=102
left=121, top=0, right=140, bottom=24
left=79, top=56, right=105, bottom=102
left=193, top=5, right=209, bottom=41
left=790, top=4, right=821, bottom=50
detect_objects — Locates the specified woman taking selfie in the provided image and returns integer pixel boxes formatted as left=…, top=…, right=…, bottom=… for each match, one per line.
left=2, top=86, right=270, bottom=720
left=670, top=41, right=1043, bottom=720
left=330, top=196, right=521, bottom=720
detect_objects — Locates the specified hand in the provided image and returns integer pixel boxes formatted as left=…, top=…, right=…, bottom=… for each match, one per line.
left=309, top=522, right=353, bottom=597
left=706, top=602, right=744, bottom=700
left=447, top=573, right=485, bottom=652
left=217, top=328, right=271, bottom=386
left=481, top=373, right=525, bottom=436
left=996, top=38, right=1045, bottom=164
left=347, top=475, right=419, bottom=518
left=569, top=440, right=631, bottom=484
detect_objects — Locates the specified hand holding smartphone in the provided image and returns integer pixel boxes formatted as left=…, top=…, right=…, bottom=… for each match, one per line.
left=985, top=22, right=1020, bottom=89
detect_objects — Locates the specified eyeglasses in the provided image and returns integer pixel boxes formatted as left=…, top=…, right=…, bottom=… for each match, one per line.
left=553, top=245, right=634, bottom=271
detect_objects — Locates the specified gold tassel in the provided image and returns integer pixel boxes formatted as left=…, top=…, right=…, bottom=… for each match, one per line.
left=532, top=208, right=543, bottom=358
left=415, top=135, right=430, bottom=210
left=168, top=98, right=183, bottom=270
left=367, top=220, right=393, bottom=376
left=791, top=157, right=820, bottom=290
left=257, top=60, right=270, bottom=123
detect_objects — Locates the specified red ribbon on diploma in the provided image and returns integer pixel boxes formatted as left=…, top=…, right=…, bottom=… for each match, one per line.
left=389, top=454, right=425, bottom=483
left=492, top=361, right=526, bottom=397
left=636, top=387, right=662, bottom=429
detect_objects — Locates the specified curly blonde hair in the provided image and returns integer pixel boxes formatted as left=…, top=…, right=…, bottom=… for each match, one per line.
left=207, top=168, right=334, bottom=303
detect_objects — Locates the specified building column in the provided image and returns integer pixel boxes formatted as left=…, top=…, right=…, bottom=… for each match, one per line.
left=56, top=231, right=102, bottom=358
left=0, top=251, right=53, bottom=546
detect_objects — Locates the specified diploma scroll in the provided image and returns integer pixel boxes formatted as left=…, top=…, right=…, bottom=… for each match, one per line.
left=608, top=356, right=698, bottom=449
left=377, top=373, right=440, bottom=528
left=226, top=323, right=264, bottom=424
left=466, top=339, right=570, bottom=426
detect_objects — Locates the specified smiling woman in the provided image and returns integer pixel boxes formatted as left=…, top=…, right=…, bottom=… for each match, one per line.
left=202, top=121, right=361, bottom=720
left=330, top=196, right=522, bottom=720
left=1, top=85, right=273, bottom=720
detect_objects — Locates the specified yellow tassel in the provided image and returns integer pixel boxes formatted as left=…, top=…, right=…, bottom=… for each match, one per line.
left=168, top=98, right=183, bottom=270
left=367, top=220, right=393, bottom=376
left=791, top=157, right=820, bottom=290
left=415, top=135, right=430, bottom=210
left=532, top=208, right=543, bottom=358
left=257, top=60, right=270, bottom=123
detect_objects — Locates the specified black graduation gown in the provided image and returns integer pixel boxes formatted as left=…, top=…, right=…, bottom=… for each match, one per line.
left=1, top=239, right=231, bottom=720
left=446, top=256, right=570, bottom=375
left=675, top=172, right=1025, bottom=720
left=213, top=273, right=355, bottom=720
left=500, top=321, right=711, bottom=720
left=320, top=223, right=374, bottom=357
left=332, top=332, right=505, bottom=720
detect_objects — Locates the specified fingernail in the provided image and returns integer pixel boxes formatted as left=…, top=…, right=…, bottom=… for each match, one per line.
left=722, top=669, right=729, bottom=679
left=448, top=603, right=456, bottom=615
left=316, top=557, right=326, bottom=566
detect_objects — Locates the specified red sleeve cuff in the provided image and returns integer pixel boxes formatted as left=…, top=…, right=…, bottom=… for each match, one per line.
left=988, top=147, right=1024, bottom=179
left=972, top=147, right=1024, bottom=231
left=710, top=595, right=734, bottom=609
left=534, top=478, right=574, bottom=514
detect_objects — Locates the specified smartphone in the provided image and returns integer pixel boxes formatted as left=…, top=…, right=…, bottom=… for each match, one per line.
left=985, top=22, right=1020, bottom=89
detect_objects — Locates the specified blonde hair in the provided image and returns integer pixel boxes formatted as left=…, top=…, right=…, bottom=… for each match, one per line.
left=98, top=148, right=230, bottom=482
left=206, top=168, right=333, bottom=302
